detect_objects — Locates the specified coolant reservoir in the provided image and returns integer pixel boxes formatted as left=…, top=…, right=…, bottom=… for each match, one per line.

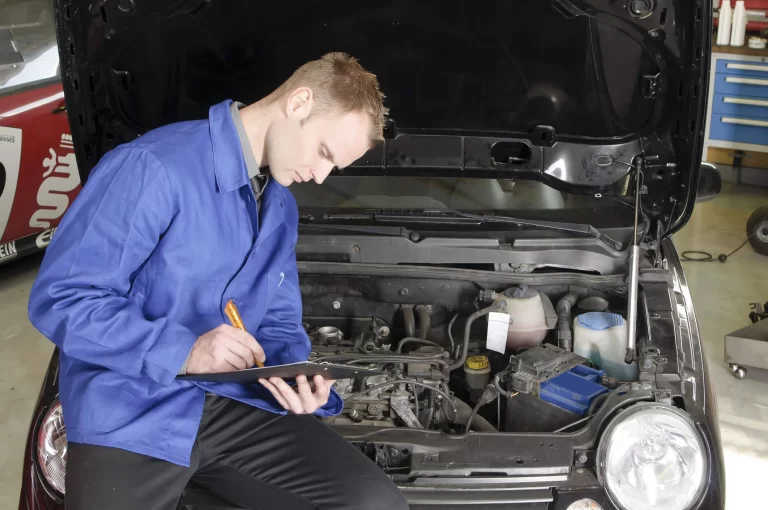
left=573, top=312, right=637, bottom=382
left=493, top=285, right=553, bottom=350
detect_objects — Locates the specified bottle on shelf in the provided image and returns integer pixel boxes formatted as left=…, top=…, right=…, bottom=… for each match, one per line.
left=717, top=0, right=732, bottom=46
left=730, top=1, right=747, bottom=47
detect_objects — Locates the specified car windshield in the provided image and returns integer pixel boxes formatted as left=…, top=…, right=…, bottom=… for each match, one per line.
left=0, top=1, right=60, bottom=92
left=289, top=176, right=632, bottom=227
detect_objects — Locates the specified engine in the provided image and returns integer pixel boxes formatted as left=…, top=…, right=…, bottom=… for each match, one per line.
left=308, top=309, right=455, bottom=430
left=304, top=284, right=635, bottom=434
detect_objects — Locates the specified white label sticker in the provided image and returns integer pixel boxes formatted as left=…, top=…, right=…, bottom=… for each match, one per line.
left=0, top=126, right=22, bottom=241
left=486, top=312, right=511, bottom=354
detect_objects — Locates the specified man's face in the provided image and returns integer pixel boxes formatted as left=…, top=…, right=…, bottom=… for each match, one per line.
left=265, top=89, right=373, bottom=187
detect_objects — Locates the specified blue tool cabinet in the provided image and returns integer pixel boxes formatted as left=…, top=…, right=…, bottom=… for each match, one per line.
left=705, top=53, right=768, bottom=154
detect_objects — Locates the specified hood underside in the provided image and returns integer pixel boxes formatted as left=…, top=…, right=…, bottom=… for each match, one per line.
left=55, top=0, right=711, bottom=235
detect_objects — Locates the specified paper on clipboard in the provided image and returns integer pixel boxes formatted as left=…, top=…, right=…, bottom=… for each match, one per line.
left=177, top=361, right=385, bottom=383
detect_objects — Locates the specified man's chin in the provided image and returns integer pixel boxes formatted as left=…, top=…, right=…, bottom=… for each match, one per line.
left=272, top=173, right=294, bottom=187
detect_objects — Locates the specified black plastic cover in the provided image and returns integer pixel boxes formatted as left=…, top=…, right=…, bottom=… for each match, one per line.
left=54, top=0, right=711, bottom=234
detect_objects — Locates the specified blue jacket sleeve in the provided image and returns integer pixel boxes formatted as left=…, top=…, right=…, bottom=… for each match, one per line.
left=256, top=250, right=344, bottom=417
left=28, top=147, right=199, bottom=387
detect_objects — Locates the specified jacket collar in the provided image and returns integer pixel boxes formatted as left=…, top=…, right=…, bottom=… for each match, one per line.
left=208, top=100, right=286, bottom=239
left=209, top=99, right=251, bottom=194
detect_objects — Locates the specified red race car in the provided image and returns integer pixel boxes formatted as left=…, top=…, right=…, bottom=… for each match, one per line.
left=0, top=1, right=80, bottom=266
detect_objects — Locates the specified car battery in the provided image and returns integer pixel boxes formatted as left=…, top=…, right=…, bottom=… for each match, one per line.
left=502, top=344, right=609, bottom=432
left=538, top=364, right=608, bottom=415
left=505, top=343, right=586, bottom=396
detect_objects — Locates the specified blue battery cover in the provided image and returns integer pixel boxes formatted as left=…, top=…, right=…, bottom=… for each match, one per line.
left=539, top=364, right=608, bottom=415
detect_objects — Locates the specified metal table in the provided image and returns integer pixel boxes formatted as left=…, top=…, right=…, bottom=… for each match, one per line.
left=725, top=310, right=768, bottom=379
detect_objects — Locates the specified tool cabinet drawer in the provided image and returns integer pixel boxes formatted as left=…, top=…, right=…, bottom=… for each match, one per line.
left=709, top=115, right=768, bottom=145
left=712, top=93, right=768, bottom=119
left=714, top=74, right=768, bottom=98
left=715, top=59, right=768, bottom=78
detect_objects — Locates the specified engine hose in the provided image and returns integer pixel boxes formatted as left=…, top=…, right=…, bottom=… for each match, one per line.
left=396, top=337, right=442, bottom=353
left=447, top=313, right=458, bottom=353
left=453, top=398, right=497, bottom=432
left=441, top=382, right=457, bottom=423
left=465, top=400, right=483, bottom=433
left=344, top=357, right=449, bottom=367
left=555, top=292, right=580, bottom=351
left=412, top=384, right=420, bottom=427
left=313, top=353, right=448, bottom=365
left=416, top=306, right=431, bottom=339
left=425, top=391, right=436, bottom=429
left=402, top=306, right=416, bottom=338
left=448, top=304, right=498, bottom=371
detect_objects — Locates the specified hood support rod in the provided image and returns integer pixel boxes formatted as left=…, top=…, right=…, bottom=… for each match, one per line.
left=625, top=159, right=642, bottom=364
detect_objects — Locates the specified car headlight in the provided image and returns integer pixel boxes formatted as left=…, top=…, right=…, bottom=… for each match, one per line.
left=597, top=403, right=707, bottom=510
left=37, top=401, right=67, bottom=495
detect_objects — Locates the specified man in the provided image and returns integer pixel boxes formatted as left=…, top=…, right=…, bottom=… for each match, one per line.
left=28, top=53, right=407, bottom=510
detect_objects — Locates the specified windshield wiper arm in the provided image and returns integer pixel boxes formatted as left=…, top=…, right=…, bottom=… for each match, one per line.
left=376, top=209, right=623, bottom=250
left=300, top=210, right=622, bottom=250
left=299, top=219, right=417, bottom=239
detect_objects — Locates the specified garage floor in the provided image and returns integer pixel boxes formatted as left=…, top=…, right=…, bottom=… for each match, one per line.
left=1, top=183, right=766, bottom=509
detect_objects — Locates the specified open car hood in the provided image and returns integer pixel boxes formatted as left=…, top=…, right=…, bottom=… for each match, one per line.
left=55, top=0, right=711, bottom=237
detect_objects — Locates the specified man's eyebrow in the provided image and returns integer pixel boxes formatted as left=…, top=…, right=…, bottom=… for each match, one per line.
left=322, top=144, right=337, bottom=165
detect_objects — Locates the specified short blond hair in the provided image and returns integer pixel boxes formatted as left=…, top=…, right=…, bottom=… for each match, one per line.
left=273, top=52, right=388, bottom=144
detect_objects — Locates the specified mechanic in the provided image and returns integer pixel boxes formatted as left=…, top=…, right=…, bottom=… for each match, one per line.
left=28, top=53, right=406, bottom=510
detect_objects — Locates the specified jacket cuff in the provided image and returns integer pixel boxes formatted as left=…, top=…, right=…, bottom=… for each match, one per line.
left=143, top=321, right=199, bottom=386
left=314, top=387, right=344, bottom=417
left=178, top=350, right=193, bottom=376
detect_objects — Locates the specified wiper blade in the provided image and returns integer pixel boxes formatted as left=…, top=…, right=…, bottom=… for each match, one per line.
left=299, top=219, right=417, bottom=239
left=380, top=209, right=623, bottom=250
left=372, top=213, right=482, bottom=226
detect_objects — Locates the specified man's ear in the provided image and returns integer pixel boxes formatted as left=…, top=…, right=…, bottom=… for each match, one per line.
left=284, top=87, right=313, bottom=120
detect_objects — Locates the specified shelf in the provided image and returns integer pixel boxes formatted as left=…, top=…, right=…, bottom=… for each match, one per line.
left=713, top=44, right=768, bottom=58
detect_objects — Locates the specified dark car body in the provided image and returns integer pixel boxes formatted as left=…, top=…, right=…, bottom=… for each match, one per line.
left=18, top=240, right=726, bottom=510
left=20, top=1, right=723, bottom=509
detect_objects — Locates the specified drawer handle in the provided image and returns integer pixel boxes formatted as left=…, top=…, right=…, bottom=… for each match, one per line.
left=722, top=117, right=768, bottom=127
left=725, top=77, right=768, bottom=86
left=726, top=63, right=768, bottom=73
left=724, top=97, right=768, bottom=107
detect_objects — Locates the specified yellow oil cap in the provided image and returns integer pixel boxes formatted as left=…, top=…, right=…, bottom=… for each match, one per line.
left=465, top=355, right=490, bottom=370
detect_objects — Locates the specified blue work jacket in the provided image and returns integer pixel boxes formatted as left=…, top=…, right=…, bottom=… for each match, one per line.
left=28, top=100, right=343, bottom=467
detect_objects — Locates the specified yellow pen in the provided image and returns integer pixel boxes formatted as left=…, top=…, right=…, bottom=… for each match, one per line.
left=224, top=299, right=264, bottom=368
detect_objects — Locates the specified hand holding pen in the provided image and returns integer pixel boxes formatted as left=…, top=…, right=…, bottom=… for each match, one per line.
left=184, top=300, right=265, bottom=374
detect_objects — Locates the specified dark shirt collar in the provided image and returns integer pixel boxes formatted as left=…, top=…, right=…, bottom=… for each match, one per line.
left=230, top=101, right=264, bottom=181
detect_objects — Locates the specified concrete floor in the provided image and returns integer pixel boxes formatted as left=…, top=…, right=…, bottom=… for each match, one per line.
left=1, top=183, right=766, bottom=509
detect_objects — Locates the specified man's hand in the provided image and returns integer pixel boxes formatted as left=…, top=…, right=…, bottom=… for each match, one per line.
left=259, top=375, right=335, bottom=414
left=185, top=324, right=266, bottom=374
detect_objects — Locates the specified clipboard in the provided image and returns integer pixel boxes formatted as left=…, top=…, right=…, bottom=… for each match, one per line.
left=177, top=362, right=385, bottom=384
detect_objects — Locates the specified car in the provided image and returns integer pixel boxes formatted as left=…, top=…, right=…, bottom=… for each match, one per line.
left=19, top=1, right=725, bottom=509
left=0, top=1, right=80, bottom=266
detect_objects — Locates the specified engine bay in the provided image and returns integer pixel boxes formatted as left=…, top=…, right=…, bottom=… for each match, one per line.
left=301, top=274, right=640, bottom=436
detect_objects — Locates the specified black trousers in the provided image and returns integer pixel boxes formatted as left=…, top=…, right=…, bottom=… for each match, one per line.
left=65, top=396, right=408, bottom=510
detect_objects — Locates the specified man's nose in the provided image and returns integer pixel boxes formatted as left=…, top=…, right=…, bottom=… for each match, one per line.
left=312, top=162, right=335, bottom=184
